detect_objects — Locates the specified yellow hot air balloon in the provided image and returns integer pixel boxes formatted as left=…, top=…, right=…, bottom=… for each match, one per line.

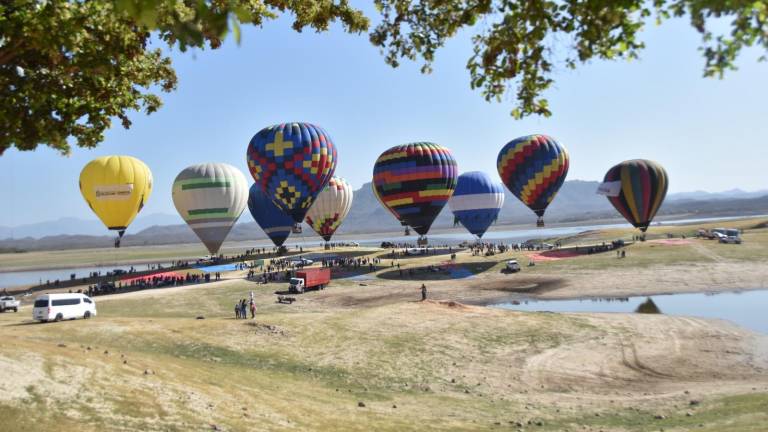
left=79, top=156, right=153, bottom=247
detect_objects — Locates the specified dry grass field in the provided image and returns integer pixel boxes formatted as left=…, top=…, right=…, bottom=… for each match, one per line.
left=1, top=218, right=767, bottom=431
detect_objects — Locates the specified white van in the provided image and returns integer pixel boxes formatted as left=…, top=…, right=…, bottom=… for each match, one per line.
left=32, top=293, right=97, bottom=322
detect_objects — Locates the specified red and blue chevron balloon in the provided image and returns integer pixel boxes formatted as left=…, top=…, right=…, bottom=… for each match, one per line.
left=497, top=134, right=569, bottom=227
left=246, top=123, right=337, bottom=223
left=372, top=143, right=458, bottom=236
left=448, top=172, right=505, bottom=238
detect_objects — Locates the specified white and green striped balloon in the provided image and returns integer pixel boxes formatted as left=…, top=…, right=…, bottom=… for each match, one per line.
left=172, top=163, right=249, bottom=255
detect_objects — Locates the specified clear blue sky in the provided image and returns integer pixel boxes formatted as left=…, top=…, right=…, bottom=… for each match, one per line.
left=1, top=14, right=766, bottom=226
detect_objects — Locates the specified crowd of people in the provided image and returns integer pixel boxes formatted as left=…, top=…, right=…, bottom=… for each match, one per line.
left=12, top=235, right=640, bottom=305
left=83, top=272, right=214, bottom=297
left=321, top=256, right=382, bottom=271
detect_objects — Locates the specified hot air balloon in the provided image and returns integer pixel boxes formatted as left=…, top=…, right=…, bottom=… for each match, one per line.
left=597, top=159, right=668, bottom=232
left=172, top=163, right=248, bottom=255
left=246, top=123, right=337, bottom=232
left=448, top=172, right=505, bottom=238
left=497, top=134, right=569, bottom=227
left=372, top=143, right=458, bottom=242
left=248, top=184, right=294, bottom=247
left=79, top=155, right=153, bottom=247
left=305, top=177, right=353, bottom=242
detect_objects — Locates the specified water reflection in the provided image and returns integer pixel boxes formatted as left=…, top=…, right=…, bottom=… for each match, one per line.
left=493, top=290, right=768, bottom=334
left=635, top=297, right=662, bottom=314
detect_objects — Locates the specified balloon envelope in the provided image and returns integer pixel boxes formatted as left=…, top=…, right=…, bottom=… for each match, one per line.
left=598, top=159, right=669, bottom=232
left=172, top=163, right=248, bottom=255
left=448, top=172, right=505, bottom=238
left=248, top=184, right=294, bottom=247
left=372, top=142, right=458, bottom=236
left=246, top=123, right=337, bottom=224
left=79, top=155, right=153, bottom=235
left=497, top=134, right=568, bottom=225
left=305, top=177, right=353, bottom=242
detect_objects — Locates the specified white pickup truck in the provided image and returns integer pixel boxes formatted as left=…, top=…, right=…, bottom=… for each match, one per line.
left=0, top=296, right=20, bottom=313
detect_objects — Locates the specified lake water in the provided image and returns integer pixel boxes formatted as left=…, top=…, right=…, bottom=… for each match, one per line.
left=493, top=290, right=768, bottom=334
left=351, top=214, right=765, bottom=246
left=0, top=263, right=172, bottom=289
left=1, top=214, right=761, bottom=289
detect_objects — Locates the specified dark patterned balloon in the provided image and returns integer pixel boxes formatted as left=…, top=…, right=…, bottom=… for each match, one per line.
left=247, top=184, right=294, bottom=247
left=372, top=143, right=458, bottom=236
left=246, top=123, right=336, bottom=223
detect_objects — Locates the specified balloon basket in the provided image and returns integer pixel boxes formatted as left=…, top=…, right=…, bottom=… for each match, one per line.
left=536, top=218, right=545, bottom=228
left=417, top=236, right=428, bottom=246
left=114, top=229, right=125, bottom=248
left=292, top=224, right=303, bottom=234
left=324, top=243, right=331, bottom=250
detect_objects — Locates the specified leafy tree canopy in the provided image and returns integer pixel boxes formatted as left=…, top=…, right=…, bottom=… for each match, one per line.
left=1, top=0, right=765, bottom=155
left=371, top=0, right=768, bottom=118
left=0, top=0, right=368, bottom=155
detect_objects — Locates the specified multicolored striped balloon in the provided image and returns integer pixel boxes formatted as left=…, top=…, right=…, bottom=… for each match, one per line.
left=305, top=177, right=353, bottom=242
left=497, top=134, right=569, bottom=226
left=448, top=171, right=505, bottom=238
left=248, top=184, right=294, bottom=247
left=172, top=163, right=249, bottom=255
left=598, top=159, right=668, bottom=232
left=246, top=123, right=337, bottom=223
left=372, top=142, right=458, bottom=236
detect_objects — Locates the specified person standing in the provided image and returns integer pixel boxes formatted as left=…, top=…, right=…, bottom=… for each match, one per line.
left=250, top=300, right=256, bottom=319
left=421, top=284, right=427, bottom=301
left=234, top=302, right=241, bottom=319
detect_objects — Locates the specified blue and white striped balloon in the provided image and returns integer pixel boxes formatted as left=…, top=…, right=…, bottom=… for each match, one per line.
left=448, top=172, right=505, bottom=238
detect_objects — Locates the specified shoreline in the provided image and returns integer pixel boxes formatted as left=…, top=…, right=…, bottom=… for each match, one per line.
left=2, top=213, right=765, bottom=275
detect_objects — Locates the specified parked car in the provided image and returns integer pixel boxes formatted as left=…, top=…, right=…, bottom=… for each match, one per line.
left=0, top=296, right=20, bottom=313
left=405, top=248, right=428, bottom=256
left=719, top=233, right=742, bottom=244
left=713, top=228, right=742, bottom=244
left=32, top=293, right=97, bottom=322
left=505, top=260, right=521, bottom=273
left=290, top=258, right=314, bottom=267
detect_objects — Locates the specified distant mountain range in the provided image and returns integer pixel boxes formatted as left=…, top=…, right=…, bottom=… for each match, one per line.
left=0, top=213, right=183, bottom=240
left=1, top=181, right=767, bottom=251
left=666, top=189, right=768, bottom=202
